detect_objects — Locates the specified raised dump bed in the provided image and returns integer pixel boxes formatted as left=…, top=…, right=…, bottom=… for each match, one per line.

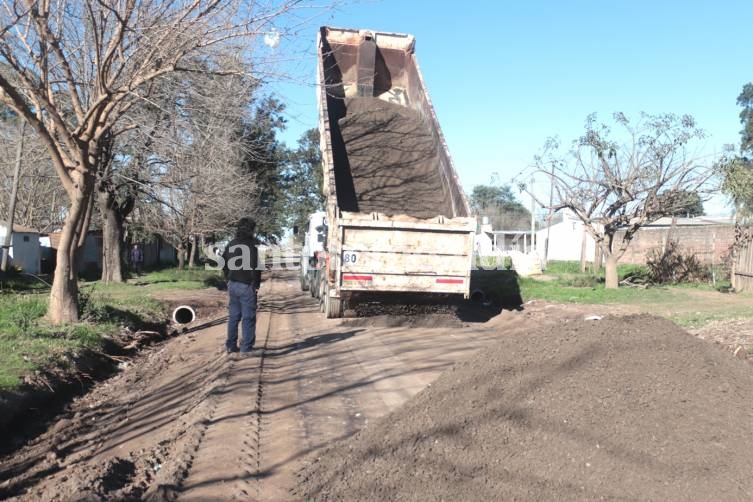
left=315, top=26, right=476, bottom=317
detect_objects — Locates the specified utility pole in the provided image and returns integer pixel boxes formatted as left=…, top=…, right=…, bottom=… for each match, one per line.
left=544, top=161, right=555, bottom=267
left=529, top=176, right=536, bottom=253
left=1, top=121, right=25, bottom=273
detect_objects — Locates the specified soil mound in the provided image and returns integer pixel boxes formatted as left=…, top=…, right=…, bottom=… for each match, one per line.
left=339, top=98, right=452, bottom=219
left=297, top=315, right=753, bottom=501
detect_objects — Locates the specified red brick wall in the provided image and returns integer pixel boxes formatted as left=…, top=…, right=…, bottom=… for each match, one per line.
left=616, top=225, right=735, bottom=265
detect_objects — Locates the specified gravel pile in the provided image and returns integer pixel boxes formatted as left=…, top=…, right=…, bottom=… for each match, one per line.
left=297, top=315, right=753, bottom=501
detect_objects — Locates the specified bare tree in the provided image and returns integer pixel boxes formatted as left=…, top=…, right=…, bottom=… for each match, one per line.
left=531, top=112, right=718, bottom=288
left=96, top=135, right=134, bottom=283
left=0, top=116, right=66, bottom=233
left=0, top=0, right=318, bottom=323
left=136, top=72, right=258, bottom=268
left=97, top=100, right=170, bottom=283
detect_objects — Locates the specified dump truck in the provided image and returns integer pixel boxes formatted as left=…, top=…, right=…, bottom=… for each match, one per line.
left=312, top=26, right=476, bottom=318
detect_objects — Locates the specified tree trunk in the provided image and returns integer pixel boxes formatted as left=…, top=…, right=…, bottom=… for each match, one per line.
left=50, top=244, right=80, bottom=323
left=177, top=244, right=186, bottom=269
left=188, top=235, right=198, bottom=268
left=49, top=183, right=92, bottom=324
left=98, top=190, right=125, bottom=283
left=593, top=246, right=602, bottom=276
left=604, top=253, right=619, bottom=289
left=579, top=231, right=587, bottom=273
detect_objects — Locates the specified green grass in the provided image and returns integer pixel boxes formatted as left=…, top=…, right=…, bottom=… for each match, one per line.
left=0, top=268, right=219, bottom=391
left=504, top=261, right=660, bottom=304
left=474, top=260, right=751, bottom=328
left=517, top=275, right=674, bottom=305
left=0, top=293, right=110, bottom=389
left=0, top=272, right=51, bottom=292
left=136, top=267, right=221, bottom=284
left=92, top=267, right=224, bottom=296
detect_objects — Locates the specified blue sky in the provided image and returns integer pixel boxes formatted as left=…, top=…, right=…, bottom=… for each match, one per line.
left=268, top=0, right=752, bottom=216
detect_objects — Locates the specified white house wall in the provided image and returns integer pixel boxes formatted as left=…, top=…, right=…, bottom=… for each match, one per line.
left=536, top=217, right=597, bottom=263
left=0, top=228, right=41, bottom=274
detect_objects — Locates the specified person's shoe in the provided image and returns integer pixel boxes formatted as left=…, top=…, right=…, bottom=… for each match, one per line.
left=239, top=348, right=261, bottom=358
left=226, top=346, right=240, bottom=355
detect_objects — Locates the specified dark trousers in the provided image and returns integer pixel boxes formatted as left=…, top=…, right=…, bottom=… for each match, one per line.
left=226, top=280, right=257, bottom=352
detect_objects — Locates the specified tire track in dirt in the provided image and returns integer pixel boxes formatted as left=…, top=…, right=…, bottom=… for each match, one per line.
left=242, top=279, right=277, bottom=501
left=149, top=350, right=234, bottom=501
left=213, top=273, right=379, bottom=500
left=176, top=274, right=291, bottom=501
left=0, top=321, right=238, bottom=501
left=253, top=276, right=330, bottom=500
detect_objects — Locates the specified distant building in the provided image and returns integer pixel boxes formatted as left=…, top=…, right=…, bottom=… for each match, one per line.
left=535, top=211, right=597, bottom=263
left=44, top=231, right=177, bottom=274
left=536, top=211, right=736, bottom=265
left=476, top=216, right=537, bottom=255
left=141, top=237, right=178, bottom=267
left=45, top=230, right=103, bottom=275
left=0, top=224, right=41, bottom=274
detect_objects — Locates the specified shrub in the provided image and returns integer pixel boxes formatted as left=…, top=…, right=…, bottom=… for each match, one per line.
left=646, top=240, right=710, bottom=284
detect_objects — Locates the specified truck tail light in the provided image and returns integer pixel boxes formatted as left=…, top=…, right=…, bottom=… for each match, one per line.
left=343, top=274, right=373, bottom=281
left=436, top=278, right=463, bottom=284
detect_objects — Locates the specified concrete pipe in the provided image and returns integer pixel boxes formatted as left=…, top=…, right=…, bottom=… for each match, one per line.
left=172, top=305, right=196, bottom=324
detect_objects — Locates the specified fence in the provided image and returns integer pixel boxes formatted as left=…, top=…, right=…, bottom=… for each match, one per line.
left=733, top=237, right=753, bottom=292
left=617, top=225, right=735, bottom=266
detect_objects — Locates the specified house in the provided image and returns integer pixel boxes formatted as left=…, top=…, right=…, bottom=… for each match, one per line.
left=45, top=231, right=177, bottom=273
left=141, top=236, right=177, bottom=267
left=0, top=224, right=41, bottom=274
left=535, top=211, right=597, bottom=263
left=536, top=212, right=736, bottom=265
left=45, top=230, right=103, bottom=275
left=475, top=217, right=536, bottom=255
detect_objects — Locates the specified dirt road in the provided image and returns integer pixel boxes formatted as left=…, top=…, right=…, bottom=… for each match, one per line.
left=0, top=271, right=510, bottom=500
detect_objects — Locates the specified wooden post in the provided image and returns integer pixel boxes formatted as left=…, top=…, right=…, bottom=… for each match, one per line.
left=593, top=245, right=602, bottom=276
left=580, top=229, right=587, bottom=273
left=1, top=121, right=25, bottom=272
left=711, top=230, right=716, bottom=288
left=530, top=176, right=536, bottom=253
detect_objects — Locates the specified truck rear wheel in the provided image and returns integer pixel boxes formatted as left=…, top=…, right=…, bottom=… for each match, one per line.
left=319, top=277, right=327, bottom=313
left=325, top=294, right=342, bottom=318
left=311, top=270, right=319, bottom=298
left=322, top=281, right=342, bottom=318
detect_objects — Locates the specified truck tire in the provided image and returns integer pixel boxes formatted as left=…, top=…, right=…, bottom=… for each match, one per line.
left=325, top=294, right=342, bottom=319
left=300, top=272, right=309, bottom=292
left=311, top=270, right=319, bottom=298
left=319, top=280, right=327, bottom=313
left=309, top=270, right=322, bottom=298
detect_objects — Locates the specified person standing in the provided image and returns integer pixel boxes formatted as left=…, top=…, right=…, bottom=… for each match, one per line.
left=222, top=218, right=261, bottom=355
left=130, top=243, right=144, bottom=275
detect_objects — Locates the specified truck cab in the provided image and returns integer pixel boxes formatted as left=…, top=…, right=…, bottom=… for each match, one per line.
left=299, top=211, right=327, bottom=292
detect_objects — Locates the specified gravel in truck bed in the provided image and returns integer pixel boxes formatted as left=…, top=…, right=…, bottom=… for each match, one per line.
left=339, top=97, right=454, bottom=219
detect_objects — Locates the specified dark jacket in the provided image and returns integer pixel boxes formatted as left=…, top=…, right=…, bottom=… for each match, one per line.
left=222, top=237, right=261, bottom=289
